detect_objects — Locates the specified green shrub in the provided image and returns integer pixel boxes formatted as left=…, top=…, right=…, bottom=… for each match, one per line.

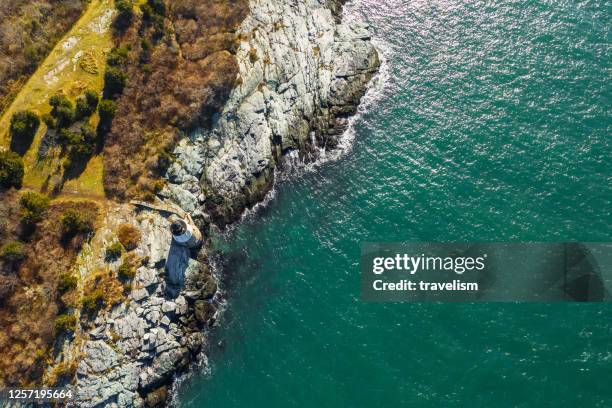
left=42, top=113, right=56, bottom=129
left=80, top=125, right=97, bottom=156
left=118, top=261, right=136, bottom=279
left=10, top=110, right=40, bottom=141
left=60, top=126, right=95, bottom=165
left=0, top=241, right=26, bottom=262
left=141, top=0, right=165, bottom=32
left=49, top=94, right=72, bottom=114
left=107, top=47, right=129, bottom=67
left=75, top=97, right=94, bottom=120
left=81, top=124, right=96, bottom=144
left=61, top=209, right=93, bottom=235
left=69, top=133, right=94, bottom=161
left=58, top=128, right=80, bottom=146
left=103, top=67, right=128, bottom=98
left=54, top=314, right=77, bottom=333
left=75, top=90, right=100, bottom=120
left=249, top=48, right=258, bottom=64
left=50, top=95, right=75, bottom=128
left=98, top=99, right=117, bottom=122
left=57, top=273, right=78, bottom=293
left=55, top=106, right=75, bottom=128
left=85, top=90, right=99, bottom=110
left=105, top=242, right=123, bottom=260
left=19, top=191, right=50, bottom=225
left=82, top=289, right=104, bottom=312
left=147, top=0, right=166, bottom=16
left=97, top=99, right=117, bottom=134
left=0, top=150, right=24, bottom=188
left=139, top=38, right=152, bottom=64
left=113, top=0, right=135, bottom=31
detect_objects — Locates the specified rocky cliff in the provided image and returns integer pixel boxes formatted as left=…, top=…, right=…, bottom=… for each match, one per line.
left=163, top=0, right=379, bottom=226
left=73, top=0, right=378, bottom=406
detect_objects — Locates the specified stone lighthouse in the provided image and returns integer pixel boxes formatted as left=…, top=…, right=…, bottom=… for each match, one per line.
left=170, top=214, right=202, bottom=248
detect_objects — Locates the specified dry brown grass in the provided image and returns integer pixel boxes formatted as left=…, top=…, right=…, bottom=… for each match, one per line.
left=81, top=267, right=126, bottom=315
left=117, top=223, right=141, bottom=251
left=0, top=195, right=99, bottom=387
left=44, top=358, right=78, bottom=387
left=103, top=0, right=249, bottom=200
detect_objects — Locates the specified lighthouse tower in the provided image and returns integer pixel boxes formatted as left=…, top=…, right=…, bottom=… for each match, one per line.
left=170, top=216, right=202, bottom=248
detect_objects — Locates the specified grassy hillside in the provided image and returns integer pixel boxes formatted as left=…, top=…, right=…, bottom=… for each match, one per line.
left=0, top=0, right=115, bottom=198
left=0, top=0, right=88, bottom=114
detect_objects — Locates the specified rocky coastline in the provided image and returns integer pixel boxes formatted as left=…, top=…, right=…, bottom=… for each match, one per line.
left=72, top=0, right=379, bottom=406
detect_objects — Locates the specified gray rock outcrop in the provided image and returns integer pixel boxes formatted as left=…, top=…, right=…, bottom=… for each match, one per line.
left=74, top=209, right=218, bottom=408
left=164, top=0, right=379, bottom=225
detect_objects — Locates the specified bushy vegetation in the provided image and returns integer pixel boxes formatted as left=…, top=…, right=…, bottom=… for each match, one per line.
left=98, top=99, right=117, bottom=133
left=82, top=269, right=125, bottom=313
left=0, top=240, right=25, bottom=263
left=139, top=39, right=152, bottom=64
left=0, top=0, right=87, bottom=112
left=49, top=94, right=75, bottom=128
left=144, top=0, right=167, bottom=17
left=60, top=209, right=93, bottom=235
left=60, top=124, right=96, bottom=168
left=118, top=260, right=136, bottom=280
left=103, top=0, right=249, bottom=199
left=75, top=89, right=99, bottom=120
left=82, top=288, right=104, bottom=313
left=113, top=0, right=135, bottom=31
left=19, top=191, right=50, bottom=225
left=38, top=90, right=102, bottom=176
left=105, top=241, right=123, bottom=261
left=54, top=314, right=77, bottom=333
left=57, top=272, right=78, bottom=293
left=0, top=198, right=98, bottom=388
left=0, top=150, right=24, bottom=188
left=103, top=67, right=128, bottom=99
left=107, top=46, right=129, bottom=67
left=117, top=223, right=140, bottom=251
left=10, top=111, right=40, bottom=146
left=141, top=0, right=166, bottom=34
left=48, top=90, right=100, bottom=134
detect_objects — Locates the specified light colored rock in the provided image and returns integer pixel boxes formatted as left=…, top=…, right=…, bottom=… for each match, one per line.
left=175, top=296, right=188, bottom=315
left=167, top=0, right=379, bottom=225
left=136, top=267, right=158, bottom=288
left=114, top=312, right=145, bottom=339
left=161, top=301, right=176, bottom=313
left=132, top=288, right=148, bottom=302
left=81, top=341, right=119, bottom=374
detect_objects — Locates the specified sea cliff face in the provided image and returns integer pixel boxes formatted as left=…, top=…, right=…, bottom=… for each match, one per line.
left=74, top=0, right=378, bottom=406
left=163, top=0, right=379, bottom=226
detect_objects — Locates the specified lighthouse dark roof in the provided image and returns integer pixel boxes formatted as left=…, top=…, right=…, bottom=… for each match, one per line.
left=170, top=219, right=187, bottom=236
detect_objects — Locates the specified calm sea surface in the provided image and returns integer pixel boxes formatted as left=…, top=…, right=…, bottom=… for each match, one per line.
left=178, top=0, right=611, bottom=406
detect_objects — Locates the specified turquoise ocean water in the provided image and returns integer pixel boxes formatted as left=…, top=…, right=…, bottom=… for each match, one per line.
left=178, top=0, right=611, bottom=406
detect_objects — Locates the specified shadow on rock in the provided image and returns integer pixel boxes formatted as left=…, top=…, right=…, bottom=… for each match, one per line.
left=165, top=241, right=190, bottom=298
